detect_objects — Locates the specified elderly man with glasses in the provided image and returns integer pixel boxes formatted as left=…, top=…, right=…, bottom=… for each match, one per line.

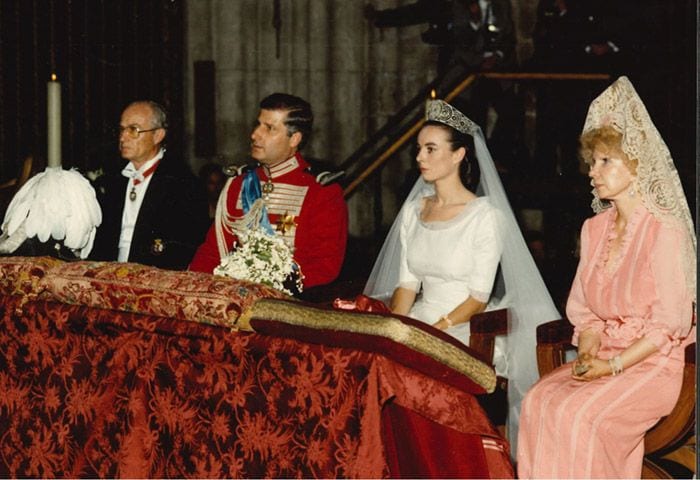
left=91, top=100, right=209, bottom=269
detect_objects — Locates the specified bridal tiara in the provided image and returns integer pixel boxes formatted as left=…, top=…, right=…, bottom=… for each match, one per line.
left=425, top=99, right=479, bottom=136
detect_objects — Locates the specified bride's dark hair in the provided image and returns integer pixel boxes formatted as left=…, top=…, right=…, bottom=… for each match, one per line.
left=424, top=120, right=480, bottom=192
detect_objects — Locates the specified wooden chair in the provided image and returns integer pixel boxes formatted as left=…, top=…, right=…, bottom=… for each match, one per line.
left=642, top=343, right=696, bottom=478
left=535, top=319, right=696, bottom=479
left=470, top=309, right=509, bottom=434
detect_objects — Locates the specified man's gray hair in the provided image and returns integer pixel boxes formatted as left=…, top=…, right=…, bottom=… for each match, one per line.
left=126, top=100, right=169, bottom=129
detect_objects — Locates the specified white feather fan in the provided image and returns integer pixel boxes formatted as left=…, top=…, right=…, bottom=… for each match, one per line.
left=0, top=166, right=102, bottom=259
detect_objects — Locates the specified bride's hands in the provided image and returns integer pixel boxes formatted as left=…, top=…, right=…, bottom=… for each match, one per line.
left=432, top=316, right=452, bottom=330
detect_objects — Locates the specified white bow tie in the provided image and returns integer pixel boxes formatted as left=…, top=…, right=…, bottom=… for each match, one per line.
left=121, top=164, right=144, bottom=183
left=121, top=149, right=165, bottom=183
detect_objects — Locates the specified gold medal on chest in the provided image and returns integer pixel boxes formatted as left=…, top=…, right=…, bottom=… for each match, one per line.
left=129, top=187, right=137, bottom=201
left=276, top=212, right=296, bottom=234
left=262, top=180, right=274, bottom=195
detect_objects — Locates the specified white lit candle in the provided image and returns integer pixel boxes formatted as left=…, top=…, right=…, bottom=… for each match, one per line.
left=426, top=88, right=436, bottom=113
left=47, top=74, right=61, bottom=168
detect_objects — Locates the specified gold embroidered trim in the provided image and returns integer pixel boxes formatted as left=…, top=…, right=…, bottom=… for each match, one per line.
left=268, top=156, right=300, bottom=177
left=247, top=298, right=496, bottom=393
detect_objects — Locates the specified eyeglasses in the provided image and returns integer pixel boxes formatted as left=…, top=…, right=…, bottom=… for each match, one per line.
left=118, top=125, right=162, bottom=139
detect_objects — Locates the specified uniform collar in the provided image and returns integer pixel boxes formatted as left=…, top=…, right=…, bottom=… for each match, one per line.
left=264, top=152, right=308, bottom=179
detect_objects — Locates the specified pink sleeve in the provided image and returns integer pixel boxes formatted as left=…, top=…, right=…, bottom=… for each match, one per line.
left=644, top=223, right=694, bottom=354
left=566, top=219, right=604, bottom=346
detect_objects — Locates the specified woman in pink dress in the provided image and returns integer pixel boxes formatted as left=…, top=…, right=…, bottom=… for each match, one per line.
left=516, top=76, right=696, bottom=478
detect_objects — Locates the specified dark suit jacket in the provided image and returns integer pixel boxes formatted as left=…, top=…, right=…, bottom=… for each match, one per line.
left=91, top=155, right=210, bottom=270
left=449, top=0, right=516, bottom=70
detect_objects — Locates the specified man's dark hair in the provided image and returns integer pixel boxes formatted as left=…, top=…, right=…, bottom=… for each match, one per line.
left=260, top=93, right=313, bottom=149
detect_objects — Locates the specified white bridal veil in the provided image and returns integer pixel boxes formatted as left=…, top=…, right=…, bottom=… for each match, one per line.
left=364, top=99, right=561, bottom=451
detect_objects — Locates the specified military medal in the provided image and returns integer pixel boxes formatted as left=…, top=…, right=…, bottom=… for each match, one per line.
left=276, top=212, right=296, bottom=234
left=261, top=166, right=274, bottom=200
left=262, top=179, right=274, bottom=197
left=129, top=159, right=161, bottom=201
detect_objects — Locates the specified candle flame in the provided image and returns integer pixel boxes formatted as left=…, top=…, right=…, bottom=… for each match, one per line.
left=51, top=73, right=57, bottom=81
left=430, top=89, right=436, bottom=99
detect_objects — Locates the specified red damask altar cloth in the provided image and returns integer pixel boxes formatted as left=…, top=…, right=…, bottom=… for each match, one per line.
left=0, top=257, right=513, bottom=478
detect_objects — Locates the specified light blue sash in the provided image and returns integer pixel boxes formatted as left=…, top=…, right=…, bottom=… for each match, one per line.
left=241, top=170, right=274, bottom=234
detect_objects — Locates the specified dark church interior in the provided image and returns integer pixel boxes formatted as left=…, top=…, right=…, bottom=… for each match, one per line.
left=0, top=0, right=695, bottom=478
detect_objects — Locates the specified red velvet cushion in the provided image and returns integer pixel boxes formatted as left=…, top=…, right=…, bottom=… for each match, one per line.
left=40, top=260, right=288, bottom=328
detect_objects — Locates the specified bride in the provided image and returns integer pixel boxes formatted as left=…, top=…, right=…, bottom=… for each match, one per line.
left=384, top=103, right=504, bottom=343
left=364, top=99, right=560, bottom=449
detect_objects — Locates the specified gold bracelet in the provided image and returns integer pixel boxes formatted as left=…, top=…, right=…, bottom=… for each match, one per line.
left=441, top=314, right=453, bottom=327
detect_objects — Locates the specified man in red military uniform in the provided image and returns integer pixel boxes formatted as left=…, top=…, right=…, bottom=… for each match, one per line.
left=189, top=93, right=348, bottom=289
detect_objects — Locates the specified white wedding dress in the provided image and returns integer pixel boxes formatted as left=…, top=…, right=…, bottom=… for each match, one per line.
left=365, top=120, right=560, bottom=452
left=396, top=195, right=508, bottom=374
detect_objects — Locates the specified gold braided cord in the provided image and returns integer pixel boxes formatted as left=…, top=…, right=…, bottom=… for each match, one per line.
left=244, top=298, right=497, bottom=393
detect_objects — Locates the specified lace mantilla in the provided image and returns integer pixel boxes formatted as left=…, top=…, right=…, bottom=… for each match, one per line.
left=582, top=76, right=696, bottom=297
left=426, top=99, right=479, bottom=135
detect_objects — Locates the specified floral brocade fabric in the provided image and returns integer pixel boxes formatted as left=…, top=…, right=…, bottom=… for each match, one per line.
left=0, top=257, right=511, bottom=477
left=0, top=255, right=62, bottom=299
left=0, top=296, right=382, bottom=478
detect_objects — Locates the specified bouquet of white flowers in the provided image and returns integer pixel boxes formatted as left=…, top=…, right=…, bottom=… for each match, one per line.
left=213, top=228, right=300, bottom=295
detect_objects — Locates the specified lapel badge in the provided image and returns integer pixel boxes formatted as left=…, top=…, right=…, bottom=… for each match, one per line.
left=151, top=238, right=165, bottom=255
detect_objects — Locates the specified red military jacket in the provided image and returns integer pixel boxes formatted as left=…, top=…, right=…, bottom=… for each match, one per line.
left=189, top=153, right=348, bottom=288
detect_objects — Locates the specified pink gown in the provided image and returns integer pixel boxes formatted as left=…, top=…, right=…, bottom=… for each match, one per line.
left=517, top=205, right=694, bottom=479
